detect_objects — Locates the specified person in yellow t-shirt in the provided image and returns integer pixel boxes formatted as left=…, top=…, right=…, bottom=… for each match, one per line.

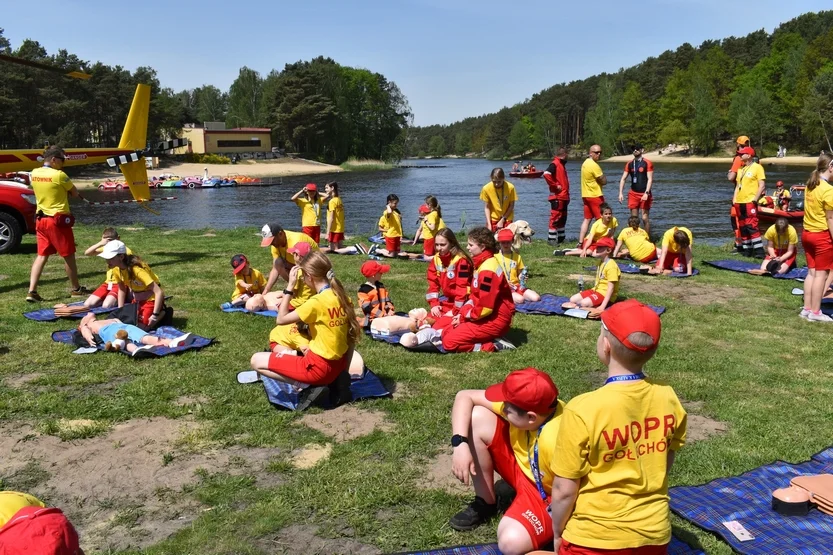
left=559, top=203, right=617, bottom=258
left=319, top=181, right=358, bottom=255
left=448, top=368, right=565, bottom=554
left=98, top=240, right=167, bottom=328
left=562, top=237, right=620, bottom=313
left=578, top=145, right=607, bottom=245
left=614, top=216, right=658, bottom=263
left=756, top=218, right=798, bottom=275
left=375, top=193, right=410, bottom=258
left=228, top=254, right=267, bottom=305
left=260, top=223, right=320, bottom=296
left=249, top=252, right=364, bottom=409
left=800, top=153, right=833, bottom=322
left=651, top=227, right=694, bottom=276
left=291, top=183, right=325, bottom=244
left=413, top=195, right=445, bottom=257
left=732, top=146, right=766, bottom=256
left=480, top=168, right=518, bottom=231
left=82, top=227, right=134, bottom=308
left=495, top=228, right=540, bottom=304
left=551, top=300, right=686, bottom=555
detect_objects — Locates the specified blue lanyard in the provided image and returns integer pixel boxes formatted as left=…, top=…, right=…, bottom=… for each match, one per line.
left=317, top=284, right=331, bottom=293
left=527, top=412, right=556, bottom=502
left=605, top=372, right=646, bottom=385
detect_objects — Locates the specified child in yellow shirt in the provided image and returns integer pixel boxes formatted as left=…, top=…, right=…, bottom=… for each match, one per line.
left=562, top=237, right=620, bottom=313
left=229, top=254, right=267, bottom=306
left=557, top=204, right=618, bottom=258
left=495, top=228, right=540, bottom=304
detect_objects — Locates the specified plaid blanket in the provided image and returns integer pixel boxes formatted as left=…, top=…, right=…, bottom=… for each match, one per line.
left=704, top=259, right=808, bottom=280
left=515, top=294, right=666, bottom=317
left=261, top=367, right=391, bottom=410
left=393, top=536, right=704, bottom=554
left=51, top=326, right=212, bottom=357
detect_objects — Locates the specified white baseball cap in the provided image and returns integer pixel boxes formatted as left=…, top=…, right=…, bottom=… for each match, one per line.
left=98, top=240, right=127, bottom=259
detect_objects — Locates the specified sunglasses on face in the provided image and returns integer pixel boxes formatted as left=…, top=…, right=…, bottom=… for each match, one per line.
left=591, top=151, right=601, bottom=155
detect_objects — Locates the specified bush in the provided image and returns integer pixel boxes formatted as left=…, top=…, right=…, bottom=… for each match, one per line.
left=183, top=153, right=231, bottom=164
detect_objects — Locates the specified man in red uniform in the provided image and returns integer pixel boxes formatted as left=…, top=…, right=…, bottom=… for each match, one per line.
left=27, top=146, right=89, bottom=302
left=544, top=147, right=570, bottom=245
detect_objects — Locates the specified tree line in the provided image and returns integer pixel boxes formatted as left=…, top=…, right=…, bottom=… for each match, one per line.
left=407, top=10, right=833, bottom=159
left=0, top=31, right=411, bottom=164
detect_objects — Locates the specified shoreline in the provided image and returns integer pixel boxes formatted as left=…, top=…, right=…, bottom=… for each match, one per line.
left=603, top=151, right=819, bottom=167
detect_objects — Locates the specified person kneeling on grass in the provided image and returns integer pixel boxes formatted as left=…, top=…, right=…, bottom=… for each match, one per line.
left=250, top=252, right=363, bottom=409
left=650, top=226, right=693, bottom=276
left=556, top=203, right=617, bottom=258
left=613, top=216, right=657, bottom=263
left=448, top=367, right=565, bottom=555
left=753, top=217, right=797, bottom=275
left=77, top=312, right=194, bottom=356
left=495, top=228, right=540, bottom=304
left=550, top=300, right=687, bottom=555
left=83, top=227, right=133, bottom=308
left=229, top=254, right=267, bottom=307
left=562, top=237, right=620, bottom=314
left=98, top=240, right=168, bottom=329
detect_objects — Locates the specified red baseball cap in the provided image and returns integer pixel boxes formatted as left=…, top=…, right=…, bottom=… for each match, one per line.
left=286, top=241, right=312, bottom=259
left=305, top=183, right=317, bottom=191
left=600, top=299, right=661, bottom=352
left=496, top=229, right=514, bottom=242
left=738, top=146, right=756, bottom=157
left=361, top=260, right=391, bottom=278
left=418, top=204, right=431, bottom=215
left=595, top=237, right=615, bottom=251
left=485, top=368, right=559, bottom=414
left=776, top=180, right=784, bottom=186
left=231, top=254, right=248, bottom=275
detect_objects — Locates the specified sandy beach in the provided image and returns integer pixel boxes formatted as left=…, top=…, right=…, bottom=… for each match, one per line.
left=604, top=149, right=819, bottom=167
left=71, top=158, right=343, bottom=188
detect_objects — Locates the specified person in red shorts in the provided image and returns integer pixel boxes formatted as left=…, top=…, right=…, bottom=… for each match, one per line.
left=562, top=237, right=620, bottom=314
left=618, top=143, right=654, bottom=236
left=578, top=145, right=607, bottom=245
left=448, top=367, right=565, bottom=555
left=27, top=146, right=90, bottom=302
left=544, top=147, right=570, bottom=245
left=727, top=136, right=751, bottom=253
left=375, top=194, right=410, bottom=258
left=757, top=217, right=798, bottom=275
left=651, top=227, right=694, bottom=276
left=98, top=240, right=168, bottom=329
left=291, top=183, right=324, bottom=244
left=800, top=152, right=833, bottom=322
left=83, top=227, right=133, bottom=308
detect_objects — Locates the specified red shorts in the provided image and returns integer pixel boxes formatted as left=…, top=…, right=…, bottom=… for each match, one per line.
left=35, top=215, right=76, bottom=257
left=661, top=251, right=686, bottom=272
left=302, top=226, right=321, bottom=244
left=385, top=236, right=401, bottom=253
left=583, top=196, right=605, bottom=219
left=559, top=539, right=668, bottom=555
left=423, top=237, right=436, bottom=257
left=92, top=282, right=120, bottom=299
left=135, top=298, right=157, bottom=327
left=489, top=418, right=553, bottom=550
left=327, top=231, right=344, bottom=244
left=628, top=190, right=653, bottom=211
left=766, top=249, right=797, bottom=270
left=267, top=349, right=349, bottom=386
left=802, top=230, right=833, bottom=270
left=491, top=219, right=513, bottom=231
left=637, top=248, right=658, bottom=263
left=580, top=289, right=604, bottom=307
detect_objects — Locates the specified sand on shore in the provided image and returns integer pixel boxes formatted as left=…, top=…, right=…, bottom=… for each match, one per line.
left=71, top=158, right=343, bottom=188
left=604, top=149, right=819, bottom=167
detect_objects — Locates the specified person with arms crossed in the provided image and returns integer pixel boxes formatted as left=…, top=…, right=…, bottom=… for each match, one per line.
left=618, top=144, right=654, bottom=236
left=578, top=145, right=607, bottom=245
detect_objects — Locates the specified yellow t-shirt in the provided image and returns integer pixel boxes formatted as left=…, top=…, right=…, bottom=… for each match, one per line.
left=479, top=181, right=518, bottom=221
left=422, top=211, right=441, bottom=239
left=112, top=262, right=159, bottom=296
left=438, top=217, right=447, bottom=230
left=764, top=224, right=798, bottom=251
left=378, top=209, right=404, bottom=238
left=295, top=196, right=324, bottom=227
left=803, top=179, right=833, bottom=233
left=553, top=379, right=687, bottom=550
left=617, top=227, right=655, bottom=262
left=735, top=162, right=766, bottom=204
left=0, top=491, right=46, bottom=527
left=593, top=258, right=620, bottom=300
left=589, top=217, right=618, bottom=243
left=270, top=230, right=320, bottom=265
left=661, top=227, right=693, bottom=254
left=491, top=400, right=566, bottom=494
left=328, top=197, right=345, bottom=233
left=581, top=158, right=605, bottom=198
left=231, top=267, right=267, bottom=300
left=494, top=251, right=525, bottom=287
left=96, top=245, right=134, bottom=284
left=30, top=166, right=74, bottom=216
left=294, top=288, right=350, bottom=360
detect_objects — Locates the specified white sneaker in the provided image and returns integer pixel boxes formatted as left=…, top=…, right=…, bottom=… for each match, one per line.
left=799, top=308, right=811, bottom=320
left=171, top=332, right=195, bottom=347
left=807, top=312, right=833, bottom=323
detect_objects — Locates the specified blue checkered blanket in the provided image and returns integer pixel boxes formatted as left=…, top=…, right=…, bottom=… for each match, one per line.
left=24, top=302, right=116, bottom=322
left=220, top=303, right=277, bottom=318
left=395, top=536, right=704, bottom=554
left=671, top=447, right=833, bottom=555
left=515, top=294, right=666, bottom=317
left=704, top=259, right=808, bottom=280
left=262, top=367, right=391, bottom=410
left=51, top=326, right=212, bottom=357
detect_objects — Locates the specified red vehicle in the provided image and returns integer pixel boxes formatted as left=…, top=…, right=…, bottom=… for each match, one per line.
left=509, top=171, right=544, bottom=178
left=0, top=179, right=37, bottom=254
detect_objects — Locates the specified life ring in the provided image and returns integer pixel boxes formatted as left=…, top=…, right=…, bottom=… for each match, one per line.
left=188, top=182, right=196, bottom=189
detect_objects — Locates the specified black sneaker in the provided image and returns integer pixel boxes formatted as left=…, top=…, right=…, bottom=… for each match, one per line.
left=449, top=496, right=497, bottom=531
left=296, top=385, right=329, bottom=411
left=493, top=338, right=515, bottom=351
left=70, top=286, right=91, bottom=297
left=26, top=291, right=43, bottom=303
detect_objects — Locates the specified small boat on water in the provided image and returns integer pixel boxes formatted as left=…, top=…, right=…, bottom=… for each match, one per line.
left=757, top=185, right=804, bottom=232
left=509, top=171, right=543, bottom=178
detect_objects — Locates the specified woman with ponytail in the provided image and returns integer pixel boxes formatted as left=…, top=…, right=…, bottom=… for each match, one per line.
left=800, top=153, right=833, bottom=322
left=250, top=251, right=363, bottom=406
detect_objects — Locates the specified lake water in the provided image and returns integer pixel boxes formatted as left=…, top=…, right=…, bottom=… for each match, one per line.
left=75, top=158, right=812, bottom=245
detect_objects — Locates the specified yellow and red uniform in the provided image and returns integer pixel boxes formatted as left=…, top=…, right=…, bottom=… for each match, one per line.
left=91, top=245, right=134, bottom=300
left=580, top=258, right=620, bottom=307
left=802, top=179, right=833, bottom=270
left=379, top=209, right=404, bottom=253
left=441, top=251, right=515, bottom=352
left=733, top=162, right=766, bottom=254
left=617, top=227, right=656, bottom=263
left=327, top=197, right=345, bottom=243
left=231, top=267, right=267, bottom=301
left=587, top=217, right=618, bottom=246
left=625, top=158, right=654, bottom=210
left=495, top=250, right=526, bottom=293
left=111, top=261, right=161, bottom=326
left=421, top=210, right=442, bottom=256
left=31, top=166, right=76, bottom=257
left=764, top=224, right=798, bottom=269
left=660, top=226, right=693, bottom=272
left=357, top=280, right=396, bottom=328
left=295, top=196, right=324, bottom=243
left=426, top=252, right=472, bottom=318
left=544, top=156, right=570, bottom=242
left=480, top=181, right=517, bottom=229
left=581, top=158, right=605, bottom=219
left=270, top=231, right=319, bottom=308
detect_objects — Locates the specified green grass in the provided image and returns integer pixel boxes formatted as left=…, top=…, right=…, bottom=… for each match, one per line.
left=1, top=226, right=832, bottom=554
left=339, top=157, right=396, bottom=171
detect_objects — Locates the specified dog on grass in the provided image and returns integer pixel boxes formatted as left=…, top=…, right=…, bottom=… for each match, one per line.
left=500, top=220, right=535, bottom=250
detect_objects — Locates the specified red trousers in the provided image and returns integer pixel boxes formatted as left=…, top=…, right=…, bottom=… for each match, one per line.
left=441, top=303, right=514, bottom=352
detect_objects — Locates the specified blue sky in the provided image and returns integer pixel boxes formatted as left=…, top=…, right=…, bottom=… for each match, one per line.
left=3, top=1, right=830, bottom=126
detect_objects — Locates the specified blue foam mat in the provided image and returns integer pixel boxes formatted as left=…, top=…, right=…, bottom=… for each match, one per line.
left=585, top=264, right=699, bottom=278
left=261, top=367, right=391, bottom=410
left=369, top=232, right=416, bottom=244
left=704, top=259, right=808, bottom=280
left=396, top=536, right=704, bottom=555
left=515, top=294, right=665, bottom=317
left=24, top=302, right=116, bottom=322
left=51, top=326, right=212, bottom=356
left=220, top=303, right=277, bottom=318
left=671, top=447, right=833, bottom=555
left=366, top=329, right=445, bottom=353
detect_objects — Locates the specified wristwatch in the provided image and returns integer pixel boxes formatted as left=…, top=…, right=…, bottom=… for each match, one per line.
left=283, top=289, right=293, bottom=296
left=451, top=434, right=468, bottom=448
left=152, top=311, right=161, bottom=317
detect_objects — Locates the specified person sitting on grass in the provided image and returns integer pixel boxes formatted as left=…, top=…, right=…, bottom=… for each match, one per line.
left=426, top=228, right=473, bottom=329
left=249, top=252, right=363, bottom=410
left=83, top=227, right=132, bottom=308
left=320, top=181, right=358, bottom=255
left=562, top=237, right=620, bottom=314
left=448, top=367, right=565, bottom=555
left=412, top=195, right=446, bottom=257
left=556, top=203, right=617, bottom=258
left=77, top=312, right=194, bottom=356
left=613, top=216, right=657, bottom=263
left=650, top=226, right=693, bottom=275
left=752, top=217, right=798, bottom=275
left=97, top=240, right=168, bottom=329
left=357, top=260, right=397, bottom=329
left=374, top=194, right=410, bottom=258
left=495, top=228, right=540, bottom=304
left=550, top=300, right=687, bottom=555
left=229, top=254, right=267, bottom=307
